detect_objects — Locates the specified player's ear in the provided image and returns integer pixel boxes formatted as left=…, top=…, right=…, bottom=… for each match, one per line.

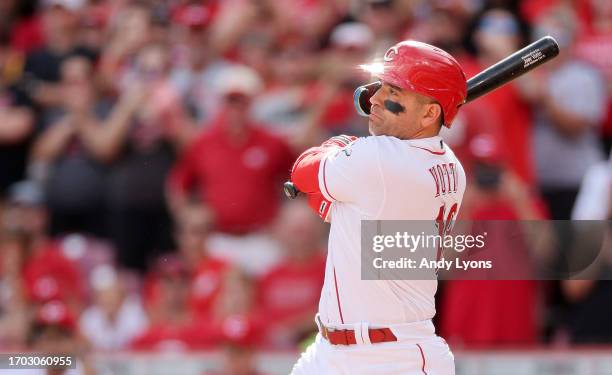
left=421, top=102, right=443, bottom=129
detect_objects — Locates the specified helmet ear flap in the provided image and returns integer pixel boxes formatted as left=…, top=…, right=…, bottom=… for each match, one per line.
left=354, top=81, right=382, bottom=117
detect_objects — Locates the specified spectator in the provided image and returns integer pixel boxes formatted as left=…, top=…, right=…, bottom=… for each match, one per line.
left=314, top=22, right=373, bottom=136
left=526, top=5, right=608, bottom=219
left=563, top=151, right=612, bottom=343
left=132, top=257, right=204, bottom=351
left=405, top=4, right=472, bottom=55
left=79, top=265, right=148, bottom=351
left=30, top=56, right=110, bottom=236
left=209, top=270, right=262, bottom=350
left=206, top=316, right=266, bottom=375
left=357, top=0, right=409, bottom=55
left=561, top=197, right=612, bottom=343
left=0, top=230, right=30, bottom=350
left=440, top=97, right=505, bottom=179
left=97, top=2, right=152, bottom=94
left=17, top=0, right=96, bottom=110
left=26, top=300, right=96, bottom=375
left=572, top=151, right=612, bottom=220
left=265, top=0, right=341, bottom=43
left=212, top=269, right=257, bottom=321
left=3, top=181, right=85, bottom=312
left=440, top=138, right=545, bottom=347
left=77, top=0, right=113, bottom=55
left=471, top=8, right=535, bottom=184
left=251, top=39, right=318, bottom=139
left=170, top=1, right=228, bottom=124
left=562, top=276, right=612, bottom=344
left=208, top=0, right=270, bottom=58
left=168, top=65, right=293, bottom=276
left=145, top=204, right=230, bottom=320
left=173, top=203, right=216, bottom=271
left=258, top=201, right=325, bottom=348
left=574, top=0, right=612, bottom=153
left=0, top=30, right=34, bottom=196
left=100, top=43, right=194, bottom=272
left=177, top=205, right=231, bottom=319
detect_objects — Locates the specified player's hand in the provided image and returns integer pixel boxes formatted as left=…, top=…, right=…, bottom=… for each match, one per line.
left=305, top=192, right=332, bottom=222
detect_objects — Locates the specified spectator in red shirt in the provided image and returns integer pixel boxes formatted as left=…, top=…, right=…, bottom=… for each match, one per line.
left=440, top=139, right=545, bottom=348
left=204, top=315, right=267, bottom=375
left=173, top=204, right=219, bottom=273
left=3, top=181, right=84, bottom=312
left=175, top=203, right=231, bottom=319
left=441, top=97, right=506, bottom=180
left=207, top=269, right=264, bottom=349
left=168, top=64, right=294, bottom=276
left=23, top=240, right=84, bottom=308
left=471, top=9, right=535, bottom=184
left=132, top=257, right=206, bottom=351
left=28, top=300, right=96, bottom=373
left=257, top=200, right=325, bottom=348
left=143, top=203, right=232, bottom=328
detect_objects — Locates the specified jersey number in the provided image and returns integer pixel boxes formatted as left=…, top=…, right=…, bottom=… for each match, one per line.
left=435, top=203, right=458, bottom=263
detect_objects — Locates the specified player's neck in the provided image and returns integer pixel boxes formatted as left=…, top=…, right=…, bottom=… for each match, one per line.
left=395, top=126, right=440, bottom=140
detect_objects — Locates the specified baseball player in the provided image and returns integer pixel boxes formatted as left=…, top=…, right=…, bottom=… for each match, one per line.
left=289, top=41, right=467, bottom=374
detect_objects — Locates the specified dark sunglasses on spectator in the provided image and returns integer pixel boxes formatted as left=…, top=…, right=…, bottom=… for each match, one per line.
left=225, top=93, right=251, bottom=104
left=369, top=0, right=393, bottom=9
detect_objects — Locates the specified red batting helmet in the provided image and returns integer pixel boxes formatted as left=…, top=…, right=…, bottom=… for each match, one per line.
left=355, top=40, right=467, bottom=127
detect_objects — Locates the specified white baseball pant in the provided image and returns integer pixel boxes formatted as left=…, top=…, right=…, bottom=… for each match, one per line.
left=291, top=319, right=454, bottom=375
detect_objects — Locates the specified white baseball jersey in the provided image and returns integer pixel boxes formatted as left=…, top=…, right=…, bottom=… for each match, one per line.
left=317, top=135, right=466, bottom=326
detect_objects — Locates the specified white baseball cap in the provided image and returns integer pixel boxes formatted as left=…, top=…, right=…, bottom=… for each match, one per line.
left=214, top=65, right=263, bottom=97
left=44, top=0, right=85, bottom=11
left=330, top=22, right=374, bottom=49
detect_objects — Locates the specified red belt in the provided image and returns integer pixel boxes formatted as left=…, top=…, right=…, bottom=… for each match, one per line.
left=318, top=319, right=397, bottom=346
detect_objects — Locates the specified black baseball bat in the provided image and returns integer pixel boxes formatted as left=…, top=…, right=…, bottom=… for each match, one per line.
left=464, top=35, right=559, bottom=103
left=284, top=36, right=559, bottom=199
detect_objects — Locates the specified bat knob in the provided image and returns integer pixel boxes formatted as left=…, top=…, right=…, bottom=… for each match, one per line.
left=283, top=181, right=300, bottom=199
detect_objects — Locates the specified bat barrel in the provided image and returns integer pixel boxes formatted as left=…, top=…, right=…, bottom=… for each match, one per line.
left=465, top=36, right=559, bottom=104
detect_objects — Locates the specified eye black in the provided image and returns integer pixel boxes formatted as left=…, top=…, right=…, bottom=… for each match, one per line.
left=384, top=100, right=405, bottom=115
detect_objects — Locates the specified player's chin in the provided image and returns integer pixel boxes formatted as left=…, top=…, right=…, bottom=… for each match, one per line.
left=368, top=118, right=383, bottom=136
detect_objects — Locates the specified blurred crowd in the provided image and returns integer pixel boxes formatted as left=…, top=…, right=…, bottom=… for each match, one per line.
left=0, top=0, right=611, bottom=372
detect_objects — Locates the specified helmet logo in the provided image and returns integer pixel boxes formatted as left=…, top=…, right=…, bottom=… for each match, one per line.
left=384, top=46, right=399, bottom=62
